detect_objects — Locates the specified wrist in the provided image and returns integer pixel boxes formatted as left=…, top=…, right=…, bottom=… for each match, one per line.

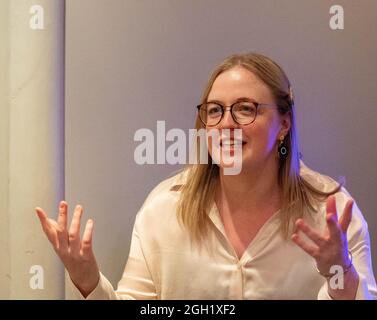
left=70, top=271, right=100, bottom=298
left=316, top=251, right=353, bottom=278
left=326, top=265, right=359, bottom=300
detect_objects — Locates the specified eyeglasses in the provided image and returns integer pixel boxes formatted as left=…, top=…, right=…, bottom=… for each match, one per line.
left=196, top=100, right=277, bottom=126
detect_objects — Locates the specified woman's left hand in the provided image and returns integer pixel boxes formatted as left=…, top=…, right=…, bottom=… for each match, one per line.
left=292, top=195, right=354, bottom=277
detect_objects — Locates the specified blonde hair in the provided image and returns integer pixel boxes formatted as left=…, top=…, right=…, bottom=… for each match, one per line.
left=176, top=52, right=341, bottom=243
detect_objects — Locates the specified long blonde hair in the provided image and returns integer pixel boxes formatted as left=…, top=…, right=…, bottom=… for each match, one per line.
left=176, top=52, right=341, bottom=243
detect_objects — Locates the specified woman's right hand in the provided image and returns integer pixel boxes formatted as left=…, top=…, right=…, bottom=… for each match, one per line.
left=35, top=201, right=100, bottom=297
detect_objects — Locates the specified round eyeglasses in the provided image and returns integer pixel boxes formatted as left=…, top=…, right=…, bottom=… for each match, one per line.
left=196, top=100, right=277, bottom=126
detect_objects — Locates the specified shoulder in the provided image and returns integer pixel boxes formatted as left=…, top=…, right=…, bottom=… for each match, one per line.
left=299, top=160, right=339, bottom=192
left=300, top=161, right=369, bottom=240
left=141, top=169, right=187, bottom=205
left=133, top=168, right=188, bottom=226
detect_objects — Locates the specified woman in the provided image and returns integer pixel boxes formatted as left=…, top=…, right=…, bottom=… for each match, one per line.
left=35, top=52, right=377, bottom=299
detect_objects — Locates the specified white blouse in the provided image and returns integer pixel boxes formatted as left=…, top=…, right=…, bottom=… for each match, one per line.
left=72, top=163, right=377, bottom=300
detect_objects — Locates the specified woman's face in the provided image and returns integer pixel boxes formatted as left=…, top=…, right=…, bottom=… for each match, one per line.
left=206, top=66, right=290, bottom=173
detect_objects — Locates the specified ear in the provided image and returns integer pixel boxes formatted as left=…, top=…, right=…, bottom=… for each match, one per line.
left=279, top=112, right=291, bottom=137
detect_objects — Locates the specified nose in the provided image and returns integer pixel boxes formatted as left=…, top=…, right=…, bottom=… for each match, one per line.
left=218, top=107, right=238, bottom=129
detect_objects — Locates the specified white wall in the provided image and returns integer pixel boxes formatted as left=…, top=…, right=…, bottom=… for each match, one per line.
left=1, top=0, right=65, bottom=299
left=64, top=0, right=377, bottom=297
left=1, top=0, right=375, bottom=300
left=0, top=0, right=10, bottom=298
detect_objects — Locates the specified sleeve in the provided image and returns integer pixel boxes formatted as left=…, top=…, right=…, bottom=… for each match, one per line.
left=317, top=194, right=377, bottom=300
left=70, top=212, right=158, bottom=300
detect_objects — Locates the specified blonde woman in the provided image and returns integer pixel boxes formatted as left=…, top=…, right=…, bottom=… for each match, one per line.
left=36, top=52, right=377, bottom=299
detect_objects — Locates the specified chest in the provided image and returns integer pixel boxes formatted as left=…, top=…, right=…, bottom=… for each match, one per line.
left=220, top=208, right=277, bottom=260
left=153, top=215, right=322, bottom=299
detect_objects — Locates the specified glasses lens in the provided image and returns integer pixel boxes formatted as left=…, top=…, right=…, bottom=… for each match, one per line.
left=232, top=102, right=257, bottom=124
left=200, top=103, right=223, bottom=126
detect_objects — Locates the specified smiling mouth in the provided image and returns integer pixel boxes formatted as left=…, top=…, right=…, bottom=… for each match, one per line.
left=220, top=140, right=247, bottom=147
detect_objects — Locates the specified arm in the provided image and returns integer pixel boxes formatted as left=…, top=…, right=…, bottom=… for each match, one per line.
left=70, top=212, right=158, bottom=300
left=317, top=226, right=376, bottom=300
left=319, top=200, right=377, bottom=300
left=292, top=194, right=377, bottom=300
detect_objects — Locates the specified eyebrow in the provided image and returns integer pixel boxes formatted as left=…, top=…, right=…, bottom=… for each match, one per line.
left=206, top=97, right=258, bottom=104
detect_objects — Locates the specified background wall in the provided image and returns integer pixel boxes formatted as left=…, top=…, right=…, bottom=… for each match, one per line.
left=1, top=0, right=65, bottom=299
left=0, top=0, right=10, bottom=298
left=65, top=0, right=377, bottom=297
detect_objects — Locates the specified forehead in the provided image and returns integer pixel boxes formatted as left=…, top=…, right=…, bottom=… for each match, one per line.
left=207, top=66, right=274, bottom=103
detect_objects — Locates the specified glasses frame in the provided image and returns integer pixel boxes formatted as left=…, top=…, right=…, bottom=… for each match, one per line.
left=196, top=100, right=278, bottom=127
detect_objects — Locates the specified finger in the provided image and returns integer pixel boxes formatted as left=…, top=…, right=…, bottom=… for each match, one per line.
left=35, top=207, right=58, bottom=247
left=81, top=219, right=94, bottom=256
left=326, top=212, right=342, bottom=239
left=54, top=202, right=69, bottom=253
left=68, top=205, right=83, bottom=252
left=57, top=201, right=68, bottom=231
left=291, top=232, right=319, bottom=258
left=35, top=207, right=50, bottom=229
left=35, top=207, right=55, bottom=235
left=339, top=199, right=354, bottom=234
left=326, top=195, right=338, bottom=221
left=295, top=219, right=326, bottom=247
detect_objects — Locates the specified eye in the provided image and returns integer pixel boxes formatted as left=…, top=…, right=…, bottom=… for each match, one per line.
left=234, top=102, right=256, bottom=114
left=206, top=104, right=222, bottom=116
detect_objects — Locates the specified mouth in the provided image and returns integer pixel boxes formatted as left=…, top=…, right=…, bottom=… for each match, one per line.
left=220, top=140, right=247, bottom=147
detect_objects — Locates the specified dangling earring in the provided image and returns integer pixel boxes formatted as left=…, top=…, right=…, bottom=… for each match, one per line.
left=278, top=135, right=288, bottom=160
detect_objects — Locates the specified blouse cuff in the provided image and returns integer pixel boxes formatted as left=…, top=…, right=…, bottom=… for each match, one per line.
left=70, top=272, right=117, bottom=300
left=317, top=273, right=371, bottom=300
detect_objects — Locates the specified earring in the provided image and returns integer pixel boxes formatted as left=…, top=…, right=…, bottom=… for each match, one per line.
left=278, top=136, right=288, bottom=160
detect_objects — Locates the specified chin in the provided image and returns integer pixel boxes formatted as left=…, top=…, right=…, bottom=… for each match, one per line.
left=217, top=153, right=250, bottom=175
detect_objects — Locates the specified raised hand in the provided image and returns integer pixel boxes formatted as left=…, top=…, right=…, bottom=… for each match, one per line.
left=35, top=201, right=100, bottom=297
left=291, top=195, right=359, bottom=299
left=292, top=195, right=354, bottom=276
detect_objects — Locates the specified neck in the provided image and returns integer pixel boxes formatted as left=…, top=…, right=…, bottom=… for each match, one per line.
left=216, top=157, right=282, bottom=214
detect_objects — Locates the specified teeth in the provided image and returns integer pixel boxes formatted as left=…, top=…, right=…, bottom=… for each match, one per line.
left=221, top=140, right=244, bottom=146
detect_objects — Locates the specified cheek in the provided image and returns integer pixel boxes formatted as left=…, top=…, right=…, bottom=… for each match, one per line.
left=245, top=121, right=279, bottom=153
